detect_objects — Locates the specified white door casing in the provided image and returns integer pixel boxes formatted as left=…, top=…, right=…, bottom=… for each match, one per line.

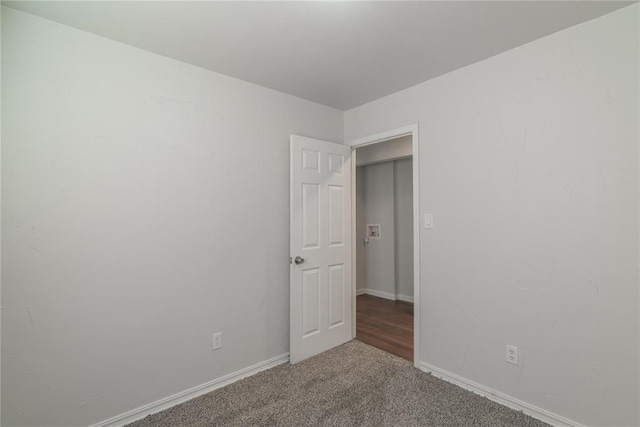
left=290, top=135, right=352, bottom=364
left=345, top=124, right=420, bottom=367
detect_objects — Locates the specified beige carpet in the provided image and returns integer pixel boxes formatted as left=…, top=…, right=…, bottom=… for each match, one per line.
left=128, top=340, right=549, bottom=426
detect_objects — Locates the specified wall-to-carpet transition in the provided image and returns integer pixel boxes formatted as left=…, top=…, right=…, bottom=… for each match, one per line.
left=128, top=341, right=548, bottom=426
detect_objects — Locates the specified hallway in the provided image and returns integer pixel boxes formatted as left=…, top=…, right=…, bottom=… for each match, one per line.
left=355, top=294, right=413, bottom=361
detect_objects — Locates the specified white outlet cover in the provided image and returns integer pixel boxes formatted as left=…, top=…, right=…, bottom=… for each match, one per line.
left=212, top=332, right=222, bottom=351
left=506, top=345, right=519, bottom=365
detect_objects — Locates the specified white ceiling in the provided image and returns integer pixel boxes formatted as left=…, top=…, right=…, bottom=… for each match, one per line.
left=4, top=1, right=634, bottom=110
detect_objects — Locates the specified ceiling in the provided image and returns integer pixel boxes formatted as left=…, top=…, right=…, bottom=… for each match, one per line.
left=4, top=1, right=635, bottom=110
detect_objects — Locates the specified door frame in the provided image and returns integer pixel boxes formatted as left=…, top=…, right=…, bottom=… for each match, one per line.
left=345, top=124, right=420, bottom=368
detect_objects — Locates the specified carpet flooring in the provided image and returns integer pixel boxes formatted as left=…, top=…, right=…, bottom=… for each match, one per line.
left=128, top=340, right=549, bottom=427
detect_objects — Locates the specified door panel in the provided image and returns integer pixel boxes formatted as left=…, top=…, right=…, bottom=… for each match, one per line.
left=328, top=185, right=344, bottom=246
left=302, top=184, right=320, bottom=248
left=328, top=264, right=345, bottom=328
left=302, top=268, right=320, bottom=337
left=290, top=135, right=352, bottom=364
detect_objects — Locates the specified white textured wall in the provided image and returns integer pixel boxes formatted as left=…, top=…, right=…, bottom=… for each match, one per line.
left=356, top=166, right=366, bottom=291
left=361, top=162, right=396, bottom=295
left=355, top=135, right=412, bottom=166
left=1, top=8, right=343, bottom=427
left=357, top=159, right=413, bottom=299
left=394, top=158, right=413, bottom=300
left=346, top=5, right=639, bottom=427
left=0, top=5, right=3, bottom=421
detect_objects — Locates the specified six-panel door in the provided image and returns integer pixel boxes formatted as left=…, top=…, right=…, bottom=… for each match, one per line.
left=290, top=135, right=352, bottom=364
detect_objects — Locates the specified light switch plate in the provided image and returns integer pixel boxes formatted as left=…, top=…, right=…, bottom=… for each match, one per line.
left=424, top=213, right=434, bottom=229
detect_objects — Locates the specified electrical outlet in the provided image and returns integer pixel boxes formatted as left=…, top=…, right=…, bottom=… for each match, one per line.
left=212, top=332, right=222, bottom=351
left=506, top=345, right=518, bottom=365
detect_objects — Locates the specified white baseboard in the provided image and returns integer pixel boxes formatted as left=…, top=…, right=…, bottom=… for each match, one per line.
left=396, top=294, right=414, bottom=303
left=361, top=288, right=396, bottom=300
left=418, top=361, right=584, bottom=427
left=358, top=288, right=414, bottom=303
left=91, top=353, right=290, bottom=427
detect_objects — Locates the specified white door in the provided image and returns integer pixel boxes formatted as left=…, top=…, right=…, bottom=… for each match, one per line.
left=290, top=135, right=352, bottom=364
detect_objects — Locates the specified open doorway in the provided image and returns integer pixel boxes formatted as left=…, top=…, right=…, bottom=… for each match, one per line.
left=354, top=136, right=414, bottom=361
left=289, top=127, right=419, bottom=365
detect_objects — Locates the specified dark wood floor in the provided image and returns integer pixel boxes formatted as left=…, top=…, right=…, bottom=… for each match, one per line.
left=356, top=294, right=413, bottom=361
